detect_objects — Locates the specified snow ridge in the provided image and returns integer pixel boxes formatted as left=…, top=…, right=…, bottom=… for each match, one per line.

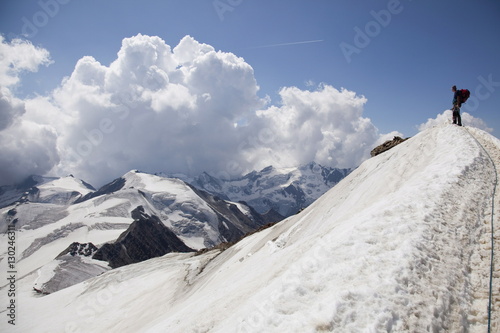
left=2, top=125, right=500, bottom=332
left=463, top=127, right=500, bottom=330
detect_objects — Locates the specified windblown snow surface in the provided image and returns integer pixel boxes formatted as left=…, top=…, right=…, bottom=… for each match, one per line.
left=4, top=124, right=500, bottom=332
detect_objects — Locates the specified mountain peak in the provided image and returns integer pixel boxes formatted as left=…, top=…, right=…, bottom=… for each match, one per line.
left=190, top=162, right=351, bottom=216
left=260, top=165, right=274, bottom=173
left=0, top=174, right=95, bottom=207
left=92, top=206, right=195, bottom=269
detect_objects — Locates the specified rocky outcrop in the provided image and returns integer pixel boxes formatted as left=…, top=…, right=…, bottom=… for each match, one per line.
left=34, top=242, right=108, bottom=295
left=57, top=242, right=98, bottom=258
left=92, top=206, right=195, bottom=268
left=370, top=136, right=410, bottom=157
left=74, top=177, right=125, bottom=203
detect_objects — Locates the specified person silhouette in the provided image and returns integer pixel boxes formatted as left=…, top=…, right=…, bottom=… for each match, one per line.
left=451, top=85, right=462, bottom=126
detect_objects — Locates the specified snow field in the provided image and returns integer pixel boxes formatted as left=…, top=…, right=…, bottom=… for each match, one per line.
left=4, top=124, right=499, bottom=332
left=145, top=125, right=497, bottom=332
left=35, top=177, right=94, bottom=204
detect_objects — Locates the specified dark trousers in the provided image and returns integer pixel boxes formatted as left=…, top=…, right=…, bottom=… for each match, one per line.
left=452, top=106, right=462, bottom=126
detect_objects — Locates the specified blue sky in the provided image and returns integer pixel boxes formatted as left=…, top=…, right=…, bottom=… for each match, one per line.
left=1, top=0, right=499, bottom=186
left=2, top=0, right=499, bottom=135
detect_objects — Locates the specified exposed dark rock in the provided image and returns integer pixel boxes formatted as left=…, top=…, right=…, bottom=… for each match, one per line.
left=93, top=206, right=194, bottom=268
left=74, top=177, right=126, bottom=203
left=370, top=136, right=410, bottom=157
left=33, top=287, right=50, bottom=295
left=57, top=242, right=99, bottom=258
left=283, top=184, right=306, bottom=206
left=324, top=168, right=350, bottom=184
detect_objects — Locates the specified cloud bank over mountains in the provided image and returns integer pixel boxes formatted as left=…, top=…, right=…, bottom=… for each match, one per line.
left=0, top=34, right=490, bottom=187
left=0, top=36, right=57, bottom=184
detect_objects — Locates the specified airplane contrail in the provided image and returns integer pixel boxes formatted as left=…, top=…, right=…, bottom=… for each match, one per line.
left=249, top=39, right=324, bottom=49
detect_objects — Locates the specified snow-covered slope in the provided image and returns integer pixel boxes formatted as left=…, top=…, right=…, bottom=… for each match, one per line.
left=187, top=162, right=351, bottom=217
left=3, top=125, right=500, bottom=332
left=31, top=176, right=96, bottom=205
left=0, top=171, right=277, bottom=295
left=0, top=175, right=94, bottom=209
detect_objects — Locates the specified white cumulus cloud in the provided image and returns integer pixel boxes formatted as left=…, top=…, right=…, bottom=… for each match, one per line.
left=248, top=84, right=377, bottom=170
left=2, top=34, right=401, bottom=187
left=0, top=36, right=55, bottom=185
left=0, top=36, right=52, bottom=131
left=0, top=120, right=59, bottom=184
left=418, top=110, right=492, bottom=133
left=0, top=36, right=52, bottom=87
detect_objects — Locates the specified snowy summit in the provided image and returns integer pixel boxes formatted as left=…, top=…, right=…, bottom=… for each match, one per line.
left=2, top=124, right=500, bottom=332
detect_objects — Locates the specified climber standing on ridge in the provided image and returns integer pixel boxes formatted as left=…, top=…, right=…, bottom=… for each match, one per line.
left=451, top=85, right=463, bottom=126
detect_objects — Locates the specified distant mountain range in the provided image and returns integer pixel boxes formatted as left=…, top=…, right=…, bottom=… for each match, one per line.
left=171, top=161, right=351, bottom=217
left=0, top=162, right=350, bottom=294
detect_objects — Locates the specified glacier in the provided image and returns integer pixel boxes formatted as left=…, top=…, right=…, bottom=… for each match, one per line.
left=0, top=170, right=280, bottom=296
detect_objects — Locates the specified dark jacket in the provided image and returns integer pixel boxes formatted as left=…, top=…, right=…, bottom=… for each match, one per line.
left=453, top=90, right=462, bottom=107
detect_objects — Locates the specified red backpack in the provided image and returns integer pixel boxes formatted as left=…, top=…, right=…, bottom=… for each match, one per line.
left=459, top=89, right=470, bottom=103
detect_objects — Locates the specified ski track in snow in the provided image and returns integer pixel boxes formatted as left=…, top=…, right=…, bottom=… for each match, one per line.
left=2, top=125, right=500, bottom=333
